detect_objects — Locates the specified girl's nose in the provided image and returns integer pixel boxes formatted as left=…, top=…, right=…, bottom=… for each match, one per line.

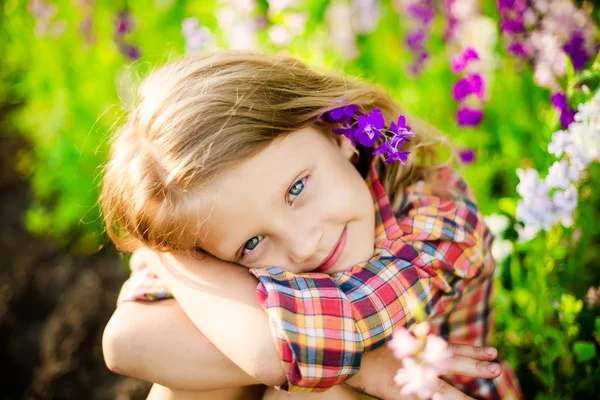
left=286, top=221, right=322, bottom=265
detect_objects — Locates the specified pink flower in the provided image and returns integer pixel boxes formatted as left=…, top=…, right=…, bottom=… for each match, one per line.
left=388, top=327, right=419, bottom=359
left=394, top=358, right=440, bottom=399
left=422, top=335, right=452, bottom=372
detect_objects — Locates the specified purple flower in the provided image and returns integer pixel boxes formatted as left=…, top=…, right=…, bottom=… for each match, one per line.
left=508, top=42, right=529, bottom=58
left=332, top=126, right=358, bottom=147
left=116, top=11, right=134, bottom=35
left=373, top=130, right=411, bottom=166
left=355, top=108, right=384, bottom=147
left=407, top=3, right=435, bottom=24
left=563, top=31, right=589, bottom=71
left=452, top=73, right=484, bottom=102
left=457, top=107, right=484, bottom=127
left=560, top=109, right=576, bottom=129
left=451, top=47, right=479, bottom=74
left=390, top=115, right=414, bottom=138
left=459, top=148, right=477, bottom=164
left=322, top=104, right=359, bottom=124
left=551, top=92, right=568, bottom=111
left=551, top=92, right=576, bottom=129
left=407, top=29, right=426, bottom=52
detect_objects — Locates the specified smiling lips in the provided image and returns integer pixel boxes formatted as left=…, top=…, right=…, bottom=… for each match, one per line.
left=315, top=224, right=348, bottom=273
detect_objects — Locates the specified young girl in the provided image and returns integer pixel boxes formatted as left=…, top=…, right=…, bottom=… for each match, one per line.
left=100, top=50, right=522, bottom=399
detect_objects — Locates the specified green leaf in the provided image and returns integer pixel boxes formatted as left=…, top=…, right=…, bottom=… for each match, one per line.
left=498, top=197, right=517, bottom=218
left=573, top=341, right=597, bottom=363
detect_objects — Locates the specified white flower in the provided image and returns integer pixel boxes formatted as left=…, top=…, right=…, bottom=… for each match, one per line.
left=325, top=2, right=360, bottom=61
left=484, top=214, right=509, bottom=237
left=491, top=238, right=514, bottom=264
left=351, top=0, right=381, bottom=34
left=545, top=160, right=579, bottom=189
left=268, top=24, right=293, bottom=46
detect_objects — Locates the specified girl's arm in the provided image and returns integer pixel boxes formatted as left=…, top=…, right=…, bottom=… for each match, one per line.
left=102, top=298, right=265, bottom=391
left=133, top=249, right=288, bottom=387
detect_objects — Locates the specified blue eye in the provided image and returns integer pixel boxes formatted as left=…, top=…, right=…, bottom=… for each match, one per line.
left=243, top=235, right=263, bottom=255
left=288, top=177, right=306, bottom=202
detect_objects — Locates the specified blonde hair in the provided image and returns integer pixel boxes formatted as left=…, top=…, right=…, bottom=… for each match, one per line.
left=101, top=50, right=458, bottom=254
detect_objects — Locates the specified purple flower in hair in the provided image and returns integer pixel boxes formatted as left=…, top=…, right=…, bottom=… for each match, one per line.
left=355, top=108, right=385, bottom=147
left=322, top=104, right=359, bottom=124
left=320, top=102, right=413, bottom=165
left=373, top=130, right=411, bottom=166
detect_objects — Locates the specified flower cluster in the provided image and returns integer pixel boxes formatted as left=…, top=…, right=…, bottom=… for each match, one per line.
left=266, top=0, right=308, bottom=46
left=388, top=321, right=452, bottom=399
left=181, top=17, right=216, bottom=55
left=76, top=0, right=96, bottom=46
left=320, top=104, right=414, bottom=165
left=28, top=0, right=66, bottom=38
left=393, top=0, right=436, bottom=76
left=496, top=0, right=598, bottom=128
left=216, top=0, right=260, bottom=50
left=445, top=0, right=498, bottom=129
left=451, top=48, right=485, bottom=127
left=114, top=10, right=140, bottom=60
left=515, top=90, right=600, bottom=241
left=483, top=214, right=514, bottom=265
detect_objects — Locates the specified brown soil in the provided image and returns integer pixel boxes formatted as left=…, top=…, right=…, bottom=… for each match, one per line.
left=0, top=126, right=151, bottom=398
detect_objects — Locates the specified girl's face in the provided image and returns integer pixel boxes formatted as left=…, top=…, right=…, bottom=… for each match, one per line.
left=193, top=126, right=376, bottom=275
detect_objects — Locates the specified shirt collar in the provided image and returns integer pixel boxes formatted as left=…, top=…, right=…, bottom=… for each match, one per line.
left=365, top=155, right=404, bottom=243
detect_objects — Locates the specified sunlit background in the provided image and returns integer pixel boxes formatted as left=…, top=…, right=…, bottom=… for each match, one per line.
left=1, top=0, right=599, bottom=398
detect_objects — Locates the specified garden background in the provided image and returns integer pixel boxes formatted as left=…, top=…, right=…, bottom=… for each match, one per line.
left=1, top=0, right=599, bottom=399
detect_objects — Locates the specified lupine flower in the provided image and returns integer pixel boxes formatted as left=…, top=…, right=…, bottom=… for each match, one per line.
left=394, top=0, right=436, bottom=76
left=451, top=47, right=480, bottom=73
left=351, top=0, right=381, bottom=34
left=266, top=0, right=308, bottom=47
left=498, top=0, right=598, bottom=92
left=182, top=17, right=216, bottom=54
left=445, top=0, right=496, bottom=129
left=76, top=0, right=96, bottom=45
left=113, top=10, right=140, bottom=60
left=458, top=148, right=476, bottom=165
left=456, top=106, right=483, bottom=126
left=217, top=0, right=259, bottom=50
left=325, top=2, right=360, bottom=61
left=452, top=73, right=484, bottom=102
left=28, top=0, right=66, bottom=38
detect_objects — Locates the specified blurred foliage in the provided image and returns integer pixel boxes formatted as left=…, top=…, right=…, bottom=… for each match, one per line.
left=1, top=0, right=600, bottom=397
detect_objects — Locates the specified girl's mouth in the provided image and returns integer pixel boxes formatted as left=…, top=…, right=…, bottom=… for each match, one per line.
left=315, top=224, right=347, bottom=273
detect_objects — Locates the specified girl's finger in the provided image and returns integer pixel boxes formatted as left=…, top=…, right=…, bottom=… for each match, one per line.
left=436, top=378, right=476, bottom=400
left=447, top=343, right=498, bottom=360
left=441, top=354, right=502, bottom=378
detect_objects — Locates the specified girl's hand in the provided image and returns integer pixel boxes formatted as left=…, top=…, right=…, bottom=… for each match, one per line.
left=344, top=342, right=501, bottom=400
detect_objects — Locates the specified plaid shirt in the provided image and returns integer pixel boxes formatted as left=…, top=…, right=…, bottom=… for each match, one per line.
left=118, top=157, right=521, bottom=399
